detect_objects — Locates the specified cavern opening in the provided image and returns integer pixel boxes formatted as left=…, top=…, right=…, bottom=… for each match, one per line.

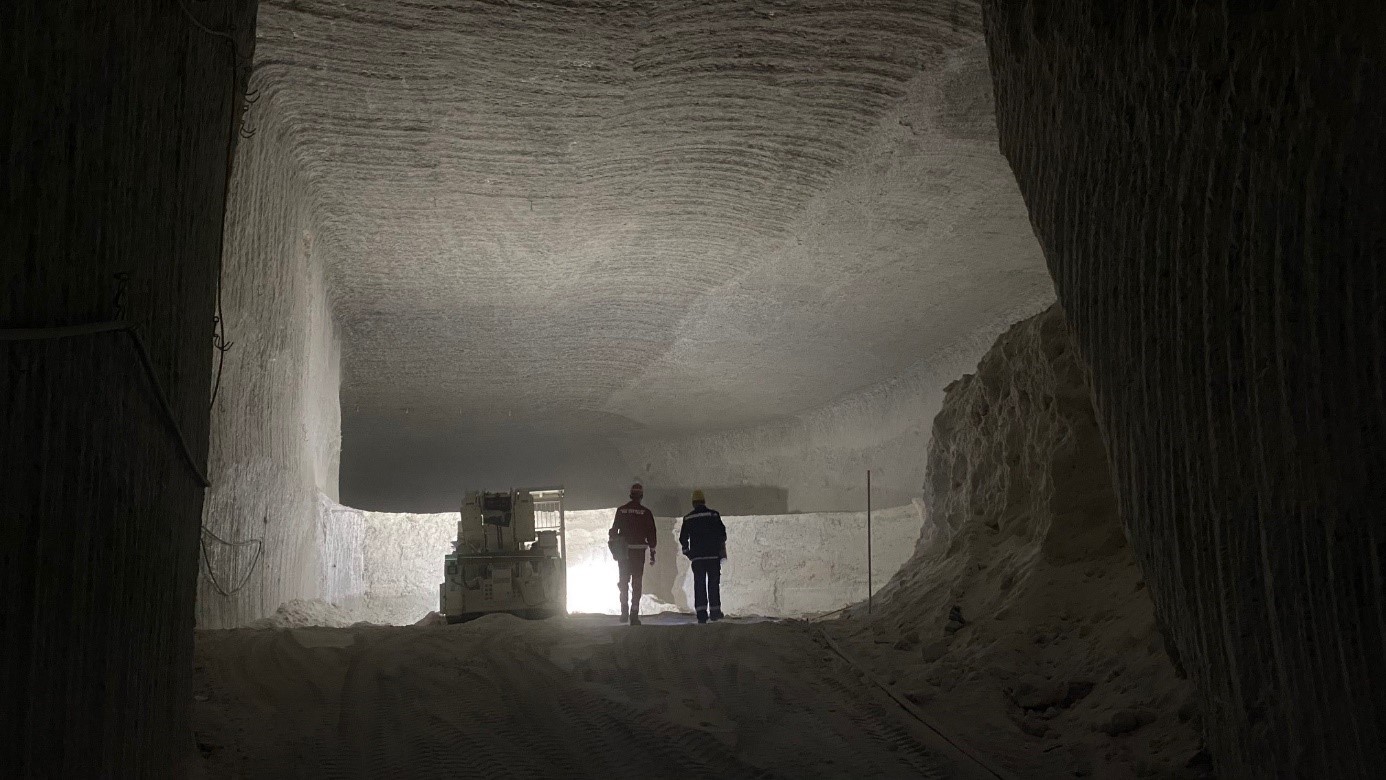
left=6, top=1, right=1382, bottom=777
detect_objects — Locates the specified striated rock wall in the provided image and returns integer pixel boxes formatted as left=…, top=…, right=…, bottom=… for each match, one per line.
left=622, top=295, right=1050, bottom=515
left=317, top=495, right=367, bottom=610
left=842, top=305, right=1203, bottom=778
left=981, top=2, right=1386, bottom=775
left=679, top=503, right=925, bottom=617
left=354, top=504, right=923, bottom=620
left=197, top=87, right=343, bottom=629
left=562, top=506, right=925, bottom=616
left=358, top=509, right=455, bottom=624
left=1, top=1, right=257, bottom=773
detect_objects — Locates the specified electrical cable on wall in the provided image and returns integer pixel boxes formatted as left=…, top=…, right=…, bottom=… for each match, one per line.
left=200, top=522, right=265, bottom=597
left=2, top=5, right=268, bottom=607
left=178, top=0, right=257, bottom=413
left=210, top=299, right=234, bottom=411
left=177, top=0, right=267, bottom=597
left=0, top=321, right=211, bottom=487
left=1, top=317, right=267, bottom=597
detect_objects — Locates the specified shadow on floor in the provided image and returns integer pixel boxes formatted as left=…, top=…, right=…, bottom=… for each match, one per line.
left=564, top=612, right=777, bottom=626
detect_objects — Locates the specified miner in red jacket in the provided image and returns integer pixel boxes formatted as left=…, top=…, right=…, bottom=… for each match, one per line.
left=609, top=482, right=657, bottom=625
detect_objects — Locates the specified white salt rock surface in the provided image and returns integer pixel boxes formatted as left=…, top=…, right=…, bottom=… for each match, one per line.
left=244, top=599, right=370, bottom=629
left=673, top=503, right=924, bottom=617
left=326, top=504, right=926, bottom=622
left=828, top=305, right=1207, bottom=779
left=637, top=594, right=680, bottom=615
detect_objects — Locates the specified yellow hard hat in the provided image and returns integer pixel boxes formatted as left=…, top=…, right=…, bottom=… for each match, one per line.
left=691, top=489, right=705, bottom=503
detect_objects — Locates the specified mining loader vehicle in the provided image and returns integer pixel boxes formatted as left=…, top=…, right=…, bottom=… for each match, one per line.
left=440, top=488, right=567, bottom=623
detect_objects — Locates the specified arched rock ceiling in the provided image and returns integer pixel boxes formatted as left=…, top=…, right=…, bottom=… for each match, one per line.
left=250, top=0, right=1052, bottom=489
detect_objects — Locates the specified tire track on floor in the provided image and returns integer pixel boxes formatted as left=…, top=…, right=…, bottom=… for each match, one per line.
left=195, top=618, right=967, bottom=778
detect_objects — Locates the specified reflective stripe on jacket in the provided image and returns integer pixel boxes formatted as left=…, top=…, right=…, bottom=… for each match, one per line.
left=679, top=505, right=726, bottom=559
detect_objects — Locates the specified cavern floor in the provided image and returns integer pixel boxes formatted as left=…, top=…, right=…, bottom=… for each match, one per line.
left=192, top=616, right=989, bottom=779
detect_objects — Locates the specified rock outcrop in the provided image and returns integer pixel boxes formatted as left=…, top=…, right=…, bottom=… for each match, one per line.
left=835, top=305, right=1205, bottom=778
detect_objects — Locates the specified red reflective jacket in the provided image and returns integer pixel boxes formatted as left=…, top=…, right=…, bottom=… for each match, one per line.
left=610, top=500, right=657, bottom=549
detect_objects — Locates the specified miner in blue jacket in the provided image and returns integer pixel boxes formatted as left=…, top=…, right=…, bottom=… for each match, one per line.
left=679, top=489, right=728, bottom=623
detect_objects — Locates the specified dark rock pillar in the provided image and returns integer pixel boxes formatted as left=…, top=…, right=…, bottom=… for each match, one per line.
left=980, top=1, right=1385, bottom=775
left=1, top=1, right=256, bottom=774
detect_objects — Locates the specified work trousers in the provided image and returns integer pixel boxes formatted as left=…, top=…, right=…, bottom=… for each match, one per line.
left=691, top=558, right=722, bottom=621
left=617, top=546, right=647, bottom=616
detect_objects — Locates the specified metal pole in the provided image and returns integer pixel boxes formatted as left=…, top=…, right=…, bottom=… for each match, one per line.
left=559, top=488, right=568, bottom=616
left=867, top=469, right=873, bottom=614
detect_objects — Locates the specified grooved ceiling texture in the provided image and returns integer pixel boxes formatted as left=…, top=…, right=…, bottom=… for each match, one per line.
left=250, top=0, right=1051, bottom=507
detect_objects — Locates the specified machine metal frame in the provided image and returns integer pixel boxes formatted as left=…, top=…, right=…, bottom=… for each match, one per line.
left=439, top=486, right=568, bottom=623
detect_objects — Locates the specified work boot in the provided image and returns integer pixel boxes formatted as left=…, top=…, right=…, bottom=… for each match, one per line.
left=696, top=609, right=709, bottom=624
left=629, top=614, right=642, bottom=626
left=710, top=609, right=724, bottom=622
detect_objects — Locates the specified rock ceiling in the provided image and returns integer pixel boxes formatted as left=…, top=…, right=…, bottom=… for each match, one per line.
left=250, top=0, right=1052, bottom=493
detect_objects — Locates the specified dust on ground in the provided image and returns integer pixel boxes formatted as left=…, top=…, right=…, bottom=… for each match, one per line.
left=192, top=615, right=992, bottom=778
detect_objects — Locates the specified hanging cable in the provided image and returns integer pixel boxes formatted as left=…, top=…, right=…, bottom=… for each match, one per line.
left=175, top=1, right=269, bottom=596
left=3, top=321, right=268, bottom=595
left=175, top=0, right=237, bottom=43
left=200, top=522, right=264, bottom=597
left=1, top=322, right=211, bottom=488
left=209, top=302, right=234, bottom=411
left=177, top=0, right=254, bottom=412
left=6, top=6, right=265, bottom=600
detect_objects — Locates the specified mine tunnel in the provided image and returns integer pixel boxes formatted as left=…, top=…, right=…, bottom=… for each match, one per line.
left=4, top=1, right=1383, bottom=777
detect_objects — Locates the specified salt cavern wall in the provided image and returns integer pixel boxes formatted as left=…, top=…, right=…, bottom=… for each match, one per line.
left=609, top=24, right=1054, bottom=515
left=622, top=302, right=1047, bottom=515
left=981, top=2, right=1386, bottom=775
left=197, top=82, right=347, bottom=630
left=839, top=304, right=1203, bottom=778
left=348, top=504, right=925, bottom=624
left=1, top=1, right=257, bottom=774
left=273, top=0, right=1056, bottom=516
